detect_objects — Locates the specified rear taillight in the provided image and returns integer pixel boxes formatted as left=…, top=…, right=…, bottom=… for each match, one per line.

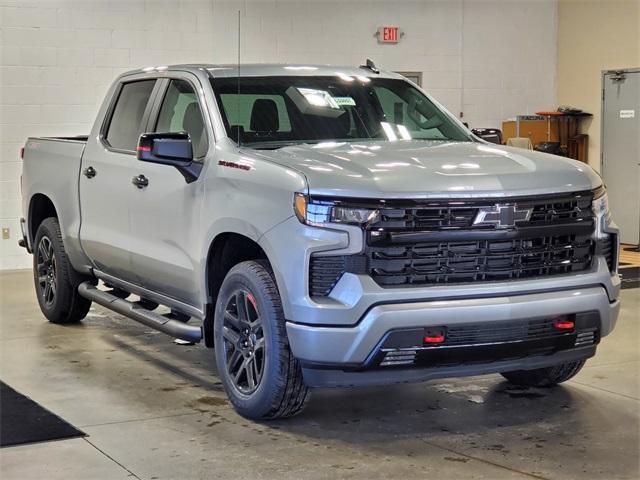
left=20, top=147, right=24, bottom=159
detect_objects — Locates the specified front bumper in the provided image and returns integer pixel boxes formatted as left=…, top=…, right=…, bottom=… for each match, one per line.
left=287, top=285, right=619, bottom=366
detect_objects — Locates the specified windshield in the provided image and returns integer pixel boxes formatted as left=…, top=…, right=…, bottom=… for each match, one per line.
left=210, top=76, right=471, bottom=148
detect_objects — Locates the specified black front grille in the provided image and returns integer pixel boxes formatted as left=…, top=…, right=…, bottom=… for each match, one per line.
left=375, top=191, right=593, bottom=230
left=308, top=191, right=597, bottom=296
left=369, top=233, right=594, bottom=287
left=378, top=206, right=478, bottom=229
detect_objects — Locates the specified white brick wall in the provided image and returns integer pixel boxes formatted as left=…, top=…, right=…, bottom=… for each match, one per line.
left=0, top=0, right=557, bottom=270
left=462, top=0, right=557, bottom=127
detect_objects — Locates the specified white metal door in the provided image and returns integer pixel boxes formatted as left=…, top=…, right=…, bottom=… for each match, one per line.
left=602, top=69, right=640, bottom=245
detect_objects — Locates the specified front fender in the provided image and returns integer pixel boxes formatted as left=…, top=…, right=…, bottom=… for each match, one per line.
left=197, top=147, right=307, bottom=308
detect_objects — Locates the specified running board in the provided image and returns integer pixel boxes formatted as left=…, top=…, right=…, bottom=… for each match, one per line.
left=78, top=282, right=202, bottom=343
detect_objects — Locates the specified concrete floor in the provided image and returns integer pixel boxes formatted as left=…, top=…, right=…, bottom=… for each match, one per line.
left=1, top=269, right=638, bottom=480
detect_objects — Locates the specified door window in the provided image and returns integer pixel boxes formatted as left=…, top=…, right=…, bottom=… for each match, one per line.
left=155, top=79, right=208, bottom=159
left=105, top=80, right=156, bottom=151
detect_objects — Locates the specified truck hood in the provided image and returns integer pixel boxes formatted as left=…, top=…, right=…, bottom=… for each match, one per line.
left=252, top=140, right=602, bottom=198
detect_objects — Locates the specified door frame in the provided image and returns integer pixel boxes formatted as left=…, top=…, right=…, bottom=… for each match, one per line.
left=98, top=77, right=164, bottom=156
left=600, top=67, right=640, bottom=174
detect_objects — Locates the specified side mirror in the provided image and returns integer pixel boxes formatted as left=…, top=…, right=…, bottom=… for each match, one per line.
left=137, top=132, right=193, bottom=165
left=137, top=132, right=201, bottom=183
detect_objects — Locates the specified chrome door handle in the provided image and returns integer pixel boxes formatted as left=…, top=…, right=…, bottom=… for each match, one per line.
left=83, top=166, right=96, bottom=178
left=131, top=174, right=149, bottom=189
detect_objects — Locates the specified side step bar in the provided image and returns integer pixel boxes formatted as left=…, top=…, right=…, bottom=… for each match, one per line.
left=78, top=282, right=202, bottom=343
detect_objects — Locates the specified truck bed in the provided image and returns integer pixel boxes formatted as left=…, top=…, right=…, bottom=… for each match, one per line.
left=22, top=135, right=88, bottom=268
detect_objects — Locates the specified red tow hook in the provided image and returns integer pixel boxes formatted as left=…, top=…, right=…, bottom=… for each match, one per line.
left=424, top=334, right=445, bottom=344
left=423, top=328, right=446, bottom=345
left=553, top=316, right=575, bottom=330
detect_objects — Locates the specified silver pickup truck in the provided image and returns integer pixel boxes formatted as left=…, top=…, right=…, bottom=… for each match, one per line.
left=20, top=63, right=620, bottom=420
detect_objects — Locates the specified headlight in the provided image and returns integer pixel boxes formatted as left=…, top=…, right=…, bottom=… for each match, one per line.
left=294, top=193, right=380, bottom=227
left=592, top=185, right=612, bottom=238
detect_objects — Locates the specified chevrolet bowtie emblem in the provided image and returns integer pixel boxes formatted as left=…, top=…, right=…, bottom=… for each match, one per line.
left=473, top=204, right=532, bottom=228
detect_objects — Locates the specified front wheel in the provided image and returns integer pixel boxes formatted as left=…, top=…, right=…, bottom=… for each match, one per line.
left=214, top=260, right=309, bottom=420
left=501, top=360, right=586, bottom=387
left=33, top=217, right=92, bottom=324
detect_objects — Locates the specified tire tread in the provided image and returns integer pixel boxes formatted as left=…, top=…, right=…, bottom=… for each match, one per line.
left=248, top=260, right=309, bottom=419
left=34, top=217, right=92, bottom=324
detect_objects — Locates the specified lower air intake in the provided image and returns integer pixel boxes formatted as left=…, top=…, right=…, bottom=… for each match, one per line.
left=380, top=350, right=417, bottom=367
left=575, top=330, right=597, bottom=347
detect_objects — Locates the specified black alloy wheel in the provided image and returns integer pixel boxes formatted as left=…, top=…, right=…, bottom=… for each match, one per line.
left=36, top=235, right=57, bottom=307
left=222, top=289, right=266, bottom=395
left=213, top=260, right=309, bottom=419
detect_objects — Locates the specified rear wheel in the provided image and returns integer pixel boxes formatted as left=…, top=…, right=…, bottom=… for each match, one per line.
left=214, top=260, right=309, bottom=420
left=501, top=360, right=586, bottom=387
left=33, top=217, right=92, bottom=324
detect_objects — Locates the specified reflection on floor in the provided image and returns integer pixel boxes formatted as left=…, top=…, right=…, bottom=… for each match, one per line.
left=0, top=269, right=638, bottom=480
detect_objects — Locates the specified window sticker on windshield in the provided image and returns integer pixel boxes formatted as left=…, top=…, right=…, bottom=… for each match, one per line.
left=333, top=97, right=356, bottom=106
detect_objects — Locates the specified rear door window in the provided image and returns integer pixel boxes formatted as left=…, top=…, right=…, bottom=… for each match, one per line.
left=105, top=80, right=156, bottom=151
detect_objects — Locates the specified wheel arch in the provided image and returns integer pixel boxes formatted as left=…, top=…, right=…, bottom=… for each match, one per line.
left=28, top=193, right=58, bottom=244
left=203, top=231, right=276, bottom=348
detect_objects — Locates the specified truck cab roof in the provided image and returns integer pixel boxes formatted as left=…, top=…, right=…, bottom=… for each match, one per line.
left=121, top=63, right=404, bottom=80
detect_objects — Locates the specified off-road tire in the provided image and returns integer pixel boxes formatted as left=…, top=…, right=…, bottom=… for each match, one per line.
left=33, top=217, right=92, bottom=324
left=501, top=360, right=586, bottom=387
left=214, top=260, right=309, bottom=419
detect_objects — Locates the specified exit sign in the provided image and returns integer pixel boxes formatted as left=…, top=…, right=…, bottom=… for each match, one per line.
left=377, top=26, right=401, bottom=44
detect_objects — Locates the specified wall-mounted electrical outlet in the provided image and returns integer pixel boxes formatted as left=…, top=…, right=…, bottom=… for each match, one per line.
left=2, top=228, right=10, bottom=240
